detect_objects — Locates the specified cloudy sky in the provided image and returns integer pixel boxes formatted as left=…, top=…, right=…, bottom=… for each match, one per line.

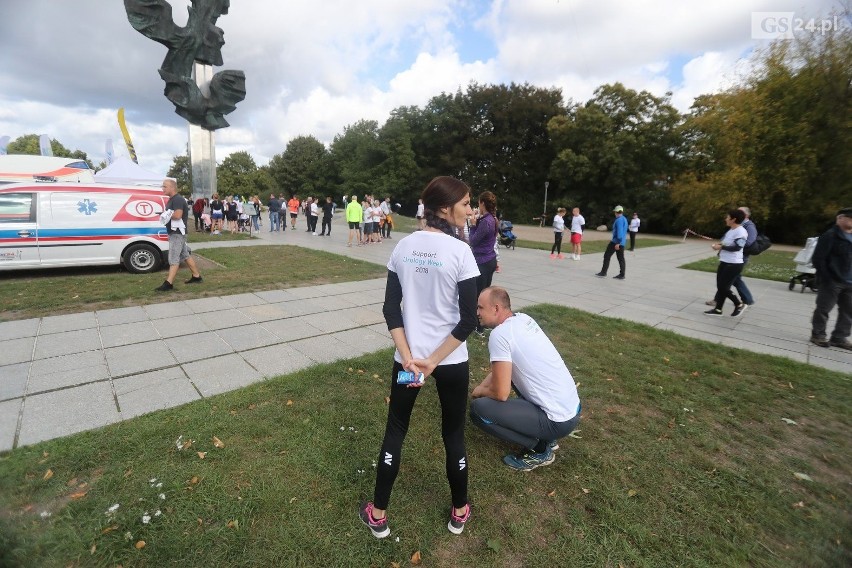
left=0, top=0, right=842, bottom=176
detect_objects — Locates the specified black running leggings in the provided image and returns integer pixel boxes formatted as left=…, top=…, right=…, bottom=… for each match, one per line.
left=551, top=231, right=563, bottom=254
left=373, top=360, right=469, bottom=510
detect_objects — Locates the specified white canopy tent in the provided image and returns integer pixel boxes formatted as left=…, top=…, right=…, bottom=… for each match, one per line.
left=94, top=157, right=164, bottom=186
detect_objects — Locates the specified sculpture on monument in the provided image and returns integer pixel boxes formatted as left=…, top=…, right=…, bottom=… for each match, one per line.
left=124, top=0, right=246, bottom=129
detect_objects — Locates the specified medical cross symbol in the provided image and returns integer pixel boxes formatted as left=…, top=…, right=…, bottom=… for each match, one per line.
left=77, top=199, right=98, bottom=215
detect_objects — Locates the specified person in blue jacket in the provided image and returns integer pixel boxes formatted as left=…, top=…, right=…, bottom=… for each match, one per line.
left=596, top=205, right=628, bottom=279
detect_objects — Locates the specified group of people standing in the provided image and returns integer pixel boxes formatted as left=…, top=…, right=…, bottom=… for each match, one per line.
left=344, top=196, right=396, bottom=246
left=359, top=176, right=581, bottom=540
left=191, top=194, right=262, bottom=234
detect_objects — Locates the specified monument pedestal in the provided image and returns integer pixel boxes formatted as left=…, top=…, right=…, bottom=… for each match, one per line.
left=189, top=62, right=216, bottom=200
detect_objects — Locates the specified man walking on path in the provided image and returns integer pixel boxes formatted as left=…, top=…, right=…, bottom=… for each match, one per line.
left=810, top=207, right=852, bottom=350
left=470, top=287, right=581, bottom=471
left=596, top=205, right=628, bottom=279
left=156, top=179, right=202, bottom=291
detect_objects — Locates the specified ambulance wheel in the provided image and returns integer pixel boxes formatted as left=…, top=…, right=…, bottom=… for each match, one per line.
left=124, top=243, right=162, bottom=274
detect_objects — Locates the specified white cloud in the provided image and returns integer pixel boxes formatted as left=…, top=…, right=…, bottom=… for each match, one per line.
left=0, top=0, right=842, bottom=175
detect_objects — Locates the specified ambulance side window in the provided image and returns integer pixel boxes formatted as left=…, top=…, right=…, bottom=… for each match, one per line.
left=0, top=193, right=35, bottom=223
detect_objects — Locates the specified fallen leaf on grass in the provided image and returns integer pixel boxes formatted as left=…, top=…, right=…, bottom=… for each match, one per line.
left=793, top=472, right=813, bottom=482
left=410, top=550, right=421, bottom=565
left=190, top=476, right=199, bottom=485
left=248, top=403, right=256, bottom=410
left=781, top=418, right=798, bottom=425
left=663, top=357, right=670, bottom=363
left=289, top=497, right=297, bottom=503
left=43, top=469, right=54, bottom=481
left=547, top=490, right=557, bottom=497
left=227, top=519, right=239, bottom=529
left=101, top=525, right=119, bottom=535
left=66, top=477, right=78, bottom=487
left=197, top=452, right=207, bottom=459
left=691, top=371, right=700, bottom=377
left=134, top=540, right=146, bottom=549
left=90, top=544, right=96, bottom=555
left=385, top=397, right=391, bottom=404
left=357, top=369, right=365, bottom=374
left=286, top=400, right=293, bottom=406
left=391, top=563, right=401, bottom=568
left=627, top=489, right=638, bottom=497
left=373, top=374, right=380, bottom=379
left=69, top=491, right=88, bottom=500
left=582, top=488, right=591, bottom=494
left=124, top=468, right=133, bottom=479
left=792, top=501, right=805, bottom=508
left=212, top=436, right=225, bottom=449
left=732, top=371, right=741, bottom=376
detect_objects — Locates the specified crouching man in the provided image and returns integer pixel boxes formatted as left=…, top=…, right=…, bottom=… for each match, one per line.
left=470, top=287, right=581, bottom=471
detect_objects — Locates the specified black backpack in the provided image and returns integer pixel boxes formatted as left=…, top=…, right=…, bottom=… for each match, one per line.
left=744, top=234, right=772, bottom=256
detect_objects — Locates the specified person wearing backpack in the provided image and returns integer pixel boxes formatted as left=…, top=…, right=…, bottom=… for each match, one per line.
left=732, top=207, right=758, bottom=305
left=810, top=207, right=852, bottom=350
left=705, top=206, right=765, bottom=307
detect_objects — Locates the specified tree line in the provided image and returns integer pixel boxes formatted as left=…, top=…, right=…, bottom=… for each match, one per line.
left=9, top=23, right=849, bottom=244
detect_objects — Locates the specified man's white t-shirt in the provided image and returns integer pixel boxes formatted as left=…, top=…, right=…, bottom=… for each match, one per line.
left=488, top=313, right=580, bottom=422
left=570, top=214, right=585, bottom=234
left=387, top=231, right=480, bottom=365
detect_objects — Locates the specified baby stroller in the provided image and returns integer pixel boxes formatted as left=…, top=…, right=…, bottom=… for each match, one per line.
left=788, top=236, right=819, bottom=293
left=498, top=220, right=517, bottom=249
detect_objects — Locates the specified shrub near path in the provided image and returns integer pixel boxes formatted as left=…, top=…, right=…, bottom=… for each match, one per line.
left=0, top=305, right=848, bottom=567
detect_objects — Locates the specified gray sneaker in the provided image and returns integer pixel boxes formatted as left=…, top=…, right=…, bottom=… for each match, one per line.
left=829, top=339, right=852, bottom=350
left=810, top=336, right=829, bottom=348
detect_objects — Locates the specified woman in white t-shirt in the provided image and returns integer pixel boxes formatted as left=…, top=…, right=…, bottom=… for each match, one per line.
left=704, top=209, right=749, bottom=317
left=550, top=207, right=567, bottom=259
left=360, top=176, right=479, bottom=539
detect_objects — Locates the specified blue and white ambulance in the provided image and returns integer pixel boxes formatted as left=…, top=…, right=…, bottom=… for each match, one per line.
left=0, top=181, right=170, bottom=274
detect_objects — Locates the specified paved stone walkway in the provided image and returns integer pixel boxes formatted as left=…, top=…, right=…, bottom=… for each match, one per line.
left=1, top=219, right=848, bottom=451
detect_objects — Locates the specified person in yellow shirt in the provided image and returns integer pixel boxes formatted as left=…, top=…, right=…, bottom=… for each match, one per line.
left=346, top=195, right=363, bottom=247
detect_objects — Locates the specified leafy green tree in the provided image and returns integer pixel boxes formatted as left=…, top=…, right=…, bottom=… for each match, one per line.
left=328, top=120, right=385, bottom=198
left=167, top=154, right=191, bottom=195
left=6, top=134, right=92, bottom=167
left=671, top=19, right=851, bottom=242
left=267, top=135, right=329, bottom=198
left=217, top=151, right=259, bottom=199
left=548, top=83, right=682, bottom=229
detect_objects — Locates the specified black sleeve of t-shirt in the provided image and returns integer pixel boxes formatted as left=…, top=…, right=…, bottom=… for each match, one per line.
left=383, top=270, right=404, bottom=330
left=451, top=277, right=478, bottom=342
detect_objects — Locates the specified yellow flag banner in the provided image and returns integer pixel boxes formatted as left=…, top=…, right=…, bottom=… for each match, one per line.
left=117, top=107, right=138, bottom=164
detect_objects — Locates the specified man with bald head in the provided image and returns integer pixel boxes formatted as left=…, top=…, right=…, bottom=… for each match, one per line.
left=471, top=286, right=581, bottom=471
left=156, top=179, right=202, bottom=291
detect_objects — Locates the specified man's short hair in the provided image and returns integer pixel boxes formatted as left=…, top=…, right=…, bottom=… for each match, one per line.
left=738, top=206, right=751, bottom=217
left=485, top=286, right=511, bottom=311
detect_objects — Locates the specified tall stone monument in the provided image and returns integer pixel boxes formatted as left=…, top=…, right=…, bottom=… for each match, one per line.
left=125, top=0, right=246, bottom=199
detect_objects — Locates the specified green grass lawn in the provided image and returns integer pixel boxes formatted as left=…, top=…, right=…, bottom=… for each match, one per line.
left=0, top=246, right=386, bottom=322
left=0, top=305, right=848, bottom=567
left=680, top=250, right=798, bottom=283
left=515, top=237, right=675, bottom=254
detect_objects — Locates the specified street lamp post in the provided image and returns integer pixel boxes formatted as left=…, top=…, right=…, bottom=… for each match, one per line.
left=542, top=181, right=549, bottom=227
